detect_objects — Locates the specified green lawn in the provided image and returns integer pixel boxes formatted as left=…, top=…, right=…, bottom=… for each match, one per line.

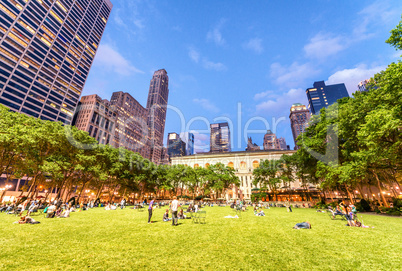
left=0, top=206, right=400, bottom=270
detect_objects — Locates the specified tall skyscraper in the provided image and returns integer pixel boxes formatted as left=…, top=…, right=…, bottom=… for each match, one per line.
left=73, top=94, right=116, bottom=146
left=289, top=103, right=310, bottom=150
left=278, top=137, right=287, bottom=150
left=167, top=132, right=186, bottom=158
left=110, top=91, right=150, bottom=159
left=210, top=122, right=231, bottom=153
left=0, top=0, right=112, bottom=124
left=263, top=130, right=280, bottom=150
left=185, top=132, right=194, bottom=156
left=306, top=81, right=349, bottom=114
left=147, top=69, right=169, bottom=164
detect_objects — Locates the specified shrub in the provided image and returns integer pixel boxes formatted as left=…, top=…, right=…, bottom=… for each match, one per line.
left=356, top=199, right=371, bottom=212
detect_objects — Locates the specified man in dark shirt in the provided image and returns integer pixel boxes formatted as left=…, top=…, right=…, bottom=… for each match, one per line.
left=148, top=198, right=154, bottom=224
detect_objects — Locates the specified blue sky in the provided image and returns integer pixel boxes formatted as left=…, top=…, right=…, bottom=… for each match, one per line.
left=83, top=0, right=402, bottom=152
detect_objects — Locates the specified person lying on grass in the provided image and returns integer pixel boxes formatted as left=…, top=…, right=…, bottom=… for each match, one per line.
left=163, top=209, right=171, bottom=222
left=15, top=216, right=40, bottom=224
left=292, top=222, right=311, bottom=229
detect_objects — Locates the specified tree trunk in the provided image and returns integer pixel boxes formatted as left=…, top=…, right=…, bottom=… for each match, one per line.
left=96, top=183, right=104, bottom=198
left=345, top=185, right=355, bottom=204
left=26, top=175, right=38, bottom=199
left=373, top=171, right=389, bottom=208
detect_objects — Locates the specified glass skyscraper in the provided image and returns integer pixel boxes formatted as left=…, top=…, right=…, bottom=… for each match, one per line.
left=0, top=0, right=112, bottom=124
left=210, top=122, right=231, bottom=153
left=306, top=81, right=349, bottom=115
left=167, top=132, right=186, bottom=158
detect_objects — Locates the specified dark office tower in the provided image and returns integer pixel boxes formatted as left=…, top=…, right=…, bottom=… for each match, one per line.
left=0, top=0, right=112, bottom=124
left=306, top=81, right=349, bottom=114
left=167, top=133, right=186, bottom=158
left=186, top=132, right=194, bottom=156
left=110, top=91, right=150, bottom=159
left=289, top=103, right=310, bottom=149
left=210, top=122, right=231, bottom=153
left=146, top=69, right=169, bottom=164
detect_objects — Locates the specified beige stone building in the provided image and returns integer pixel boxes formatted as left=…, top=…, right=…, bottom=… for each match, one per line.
left=171, top=150, right=300, bottom=200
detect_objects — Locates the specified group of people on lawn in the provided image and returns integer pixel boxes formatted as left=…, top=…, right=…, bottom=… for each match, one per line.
left=148, top=196, right=197, bottom=225
left=329, top=202, right=359, bottom=226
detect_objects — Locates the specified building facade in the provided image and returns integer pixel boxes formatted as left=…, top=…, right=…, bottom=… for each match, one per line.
left=167, top=132, right=186, bottom=158
left=73, top=94, right=116, bottom=146
left=147, top=69, right=169, bottom=164
left=210, top=122, right=231, bottom=153
left=289, top=103, right=310, bottom=149
left=171, top=150, right=298, bottom=200
left=110, top=91, right=150, bottom=159
left=306, top=81, right=349, bottom=114
left=0, top=0, right=112, bottom=124
left=263, top=130, right=280, bottom=150
left=245, top=137, right=260, bottom=151
left=278, top=137, right=287, bottom=150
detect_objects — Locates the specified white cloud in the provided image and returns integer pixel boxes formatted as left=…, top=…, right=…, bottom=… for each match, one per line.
left=94, top=44, right=143, bottom=76
left=270, top=62, right=320, bottom=88
left=188, top=47, right=200, bottom=63
left=353, top=1, right=399, bottom=40
left=243, top=38, right=264, bottom=54
left=193, top=98, right=220, bottom=113
left=255, top=88, right=308, bottom=116
left=113, top=9, right=125, bottom=27
left=253, top=90, right=275, bottom=101
left=326, top=64, right=385, bottom=95
left=207, top=19, right=226, bottom=46
left=304, top=33, right=345, bottom=59
left=202, top=58, right=227, bottom=71
left=133, top=19, right=145, bottom=29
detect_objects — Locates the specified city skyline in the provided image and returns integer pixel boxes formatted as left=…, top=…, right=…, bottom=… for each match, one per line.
left=81, top=0, right=402, bottom=153
left=1, top=1, right=401, bottom=153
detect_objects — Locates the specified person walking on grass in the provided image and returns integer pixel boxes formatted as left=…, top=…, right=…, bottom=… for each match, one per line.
left=171, top=196, right=179, bottom=226
left=148, top=198, right=155, bottom=224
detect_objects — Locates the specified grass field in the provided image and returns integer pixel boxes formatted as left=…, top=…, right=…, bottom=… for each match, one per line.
left=0, top=206, right=400, bottom=270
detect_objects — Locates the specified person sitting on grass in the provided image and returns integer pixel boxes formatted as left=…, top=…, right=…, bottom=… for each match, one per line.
left=58, top=208, right=70, bottom=218
left=255, top=209, right=265, bottom=216
left=15, top=216, right=40, bottom=224
left=55, top=207, right=62, bottom=217
left=345, top=207, right=356, bottom=227
left=330, top=205, right=344, bottom=218
left=163, top=209, right=171, bottom=222
left=293, top=222, right=311, bottom=229
left=46, top=204, right=57, bottom=218
left=177, top=208, right=187, bottom=219
left=0, top=203, right=9, bottom=212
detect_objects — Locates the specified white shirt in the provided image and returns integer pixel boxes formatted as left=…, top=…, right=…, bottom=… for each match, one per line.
left=171, top=199, right=179, bottom=212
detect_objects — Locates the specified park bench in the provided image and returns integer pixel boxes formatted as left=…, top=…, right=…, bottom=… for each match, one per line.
left=192, top=211, right=206, bottom=224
